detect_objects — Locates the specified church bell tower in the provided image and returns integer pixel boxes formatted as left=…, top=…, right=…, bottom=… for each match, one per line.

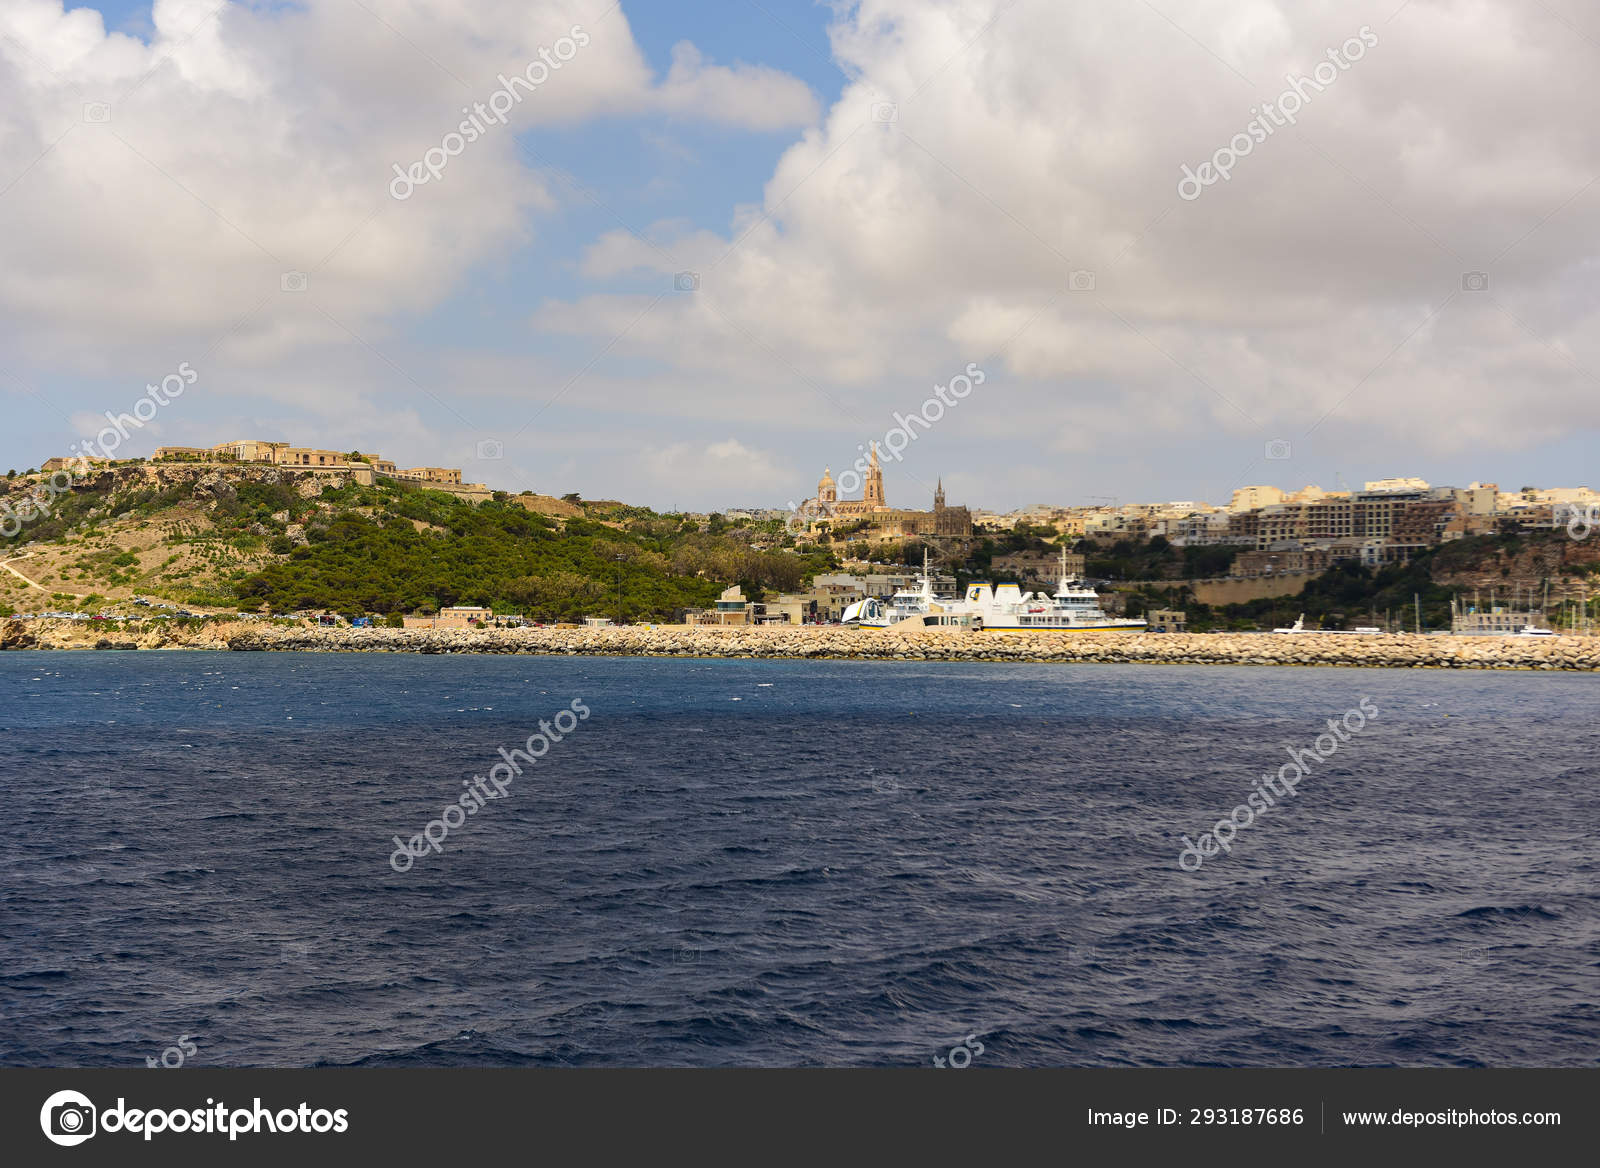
left=863, top=442, right=885, bottom=508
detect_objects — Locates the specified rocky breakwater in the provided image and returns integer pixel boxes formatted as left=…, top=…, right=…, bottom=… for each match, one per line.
left=219, top=624, right=1600, bottom=671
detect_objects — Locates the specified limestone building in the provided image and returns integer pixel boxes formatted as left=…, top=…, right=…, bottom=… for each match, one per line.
left=806, top=443, right=972, bottom=539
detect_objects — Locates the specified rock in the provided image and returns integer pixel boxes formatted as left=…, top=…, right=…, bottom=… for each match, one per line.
left=1, top=619, right=38, bottom=650
left=13, top=619, right=1600, bottom=670
left=192, top=471, right=237, bottom=502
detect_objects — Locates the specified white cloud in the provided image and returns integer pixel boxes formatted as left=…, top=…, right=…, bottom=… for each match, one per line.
left=653, top=41, right=819, bottom=131
left=542, top=0, right=1600, bottom=462
left=640, top=437, right=791, bottom=497
left=0, top=0, right=816, bottom=373
left=7, top=0, right=1600, bottom=511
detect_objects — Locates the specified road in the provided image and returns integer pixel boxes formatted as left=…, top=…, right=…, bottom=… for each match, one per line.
left=0, top=552, right=84, bottom=598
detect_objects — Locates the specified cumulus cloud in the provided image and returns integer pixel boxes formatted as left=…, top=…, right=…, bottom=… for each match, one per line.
left=0, top=0, right=816, bottom=376
left=544, top=0, right=1600, bottom=460
left=653, top=42, right=819, bottom=131
left=6, top=0, right=1598, bottom=509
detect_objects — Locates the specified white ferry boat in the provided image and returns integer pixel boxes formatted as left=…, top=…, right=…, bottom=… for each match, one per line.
left=842, top=551, right=974, bottom=629
left=948, top=550, right=1146, bottom=631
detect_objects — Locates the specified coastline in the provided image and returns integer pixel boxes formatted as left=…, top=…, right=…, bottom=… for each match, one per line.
left=5, top=618, right=1599, bottom=670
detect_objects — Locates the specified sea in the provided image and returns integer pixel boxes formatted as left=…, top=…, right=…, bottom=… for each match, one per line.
left=2, top=652, right=1596, bottom=1067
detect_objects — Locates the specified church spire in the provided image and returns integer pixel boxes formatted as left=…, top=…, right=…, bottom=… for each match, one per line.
left=864, top=440, right=884, bottom=507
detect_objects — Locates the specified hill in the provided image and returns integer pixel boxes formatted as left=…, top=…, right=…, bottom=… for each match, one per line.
left=1119, top=530, right=1600, bottom=631
left=0, top=463, right=833, bottom=622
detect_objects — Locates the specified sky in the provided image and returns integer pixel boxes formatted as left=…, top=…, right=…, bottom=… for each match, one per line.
left=1, top=0, right=1597, bottom=513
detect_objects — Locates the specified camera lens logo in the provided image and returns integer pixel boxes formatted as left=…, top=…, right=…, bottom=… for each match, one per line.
left=1565, top=504, right=1596, bottom=543
left=40, top=1090, right=97, bottom=1146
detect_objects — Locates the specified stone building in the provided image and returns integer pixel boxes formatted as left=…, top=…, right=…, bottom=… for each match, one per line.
left=144, top=439, right=488, bottom=500
left=805, top=443, right=972, bottom=539
left=992, top=550, right=1086, bottom=584
left=1146, top=608, right=1187, bottom=633
left=403, top=606, right=494, bottom=629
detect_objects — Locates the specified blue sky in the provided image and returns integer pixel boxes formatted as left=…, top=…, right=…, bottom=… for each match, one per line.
left=4, top=1, right=1597, bottom=510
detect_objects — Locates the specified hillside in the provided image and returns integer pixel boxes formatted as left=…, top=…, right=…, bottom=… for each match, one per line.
left=0, top=463, right=833, bottom=622
left=1121, top=530, right=1600, bottom=631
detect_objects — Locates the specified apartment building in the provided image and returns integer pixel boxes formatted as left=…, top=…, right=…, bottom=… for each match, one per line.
left=388, top=466, right=464, bottom=485
left=275, top=447, right=346, bottom=468
left=1229, top=485, right=1287, bottom=512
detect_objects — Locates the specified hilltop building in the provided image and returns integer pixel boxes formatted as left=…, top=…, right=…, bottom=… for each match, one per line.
left=144, top=439, right=489, bottom=501
left=805, top=443, right=973, bottom=539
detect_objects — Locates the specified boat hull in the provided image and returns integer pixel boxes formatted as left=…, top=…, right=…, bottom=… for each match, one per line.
left=978, top=621, right=1147, bottom=631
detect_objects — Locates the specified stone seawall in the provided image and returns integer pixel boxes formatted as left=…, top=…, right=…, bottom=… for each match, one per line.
left=6, top=619, right=1599, bottom=669
left=221, top=624, right=1600, bottom=670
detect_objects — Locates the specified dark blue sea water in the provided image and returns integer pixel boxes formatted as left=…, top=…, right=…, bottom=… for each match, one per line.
left=2, top=652, right=1596, bottom=1067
